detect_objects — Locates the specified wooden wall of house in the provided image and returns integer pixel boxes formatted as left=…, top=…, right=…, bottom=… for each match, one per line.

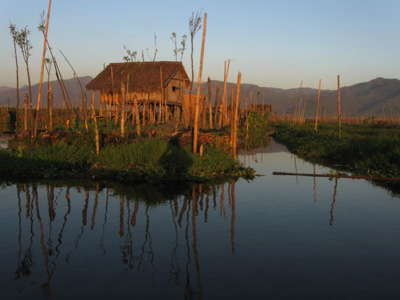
left=166, top=72, right=185, bottom=104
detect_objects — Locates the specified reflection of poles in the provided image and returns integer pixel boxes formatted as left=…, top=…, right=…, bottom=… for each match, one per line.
left=91, top=184, right=99, bottom=230
left=100, top=188, right=109, bottom=254
left=184, top=199, right=194, bottom=299
left=231, top=180, right=236, bottom=254
left=131, top=200, right=139, bottom=227
left=121, top=198, right=135, bottom=270
left=52, top=187, right=71, bottom=273
left=66, top=189, right=89, bottom=264
left=220, top=184, right=227, bottom=221
left=205, top=188, right=210, bottom=223
left=192, top=188, right=203, bottom=299
left=33, top=185, right=52, bottom=299
left=313, top=164, right=317, bottom=203
left=330, top=177, right=338, bottom=226
left=168, top=200, right=180, bottom=284
left=178, top=196, right=188, bottom=227
left=138, top=204, right=156, bottom=281
left=119, top=196, right=124, bottom=237
left=15, top=184, right=23, bottom=280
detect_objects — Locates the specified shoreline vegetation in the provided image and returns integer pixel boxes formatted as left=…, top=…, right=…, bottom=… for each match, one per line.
left=273, top=120, right=400, bottom=179
left=0, top=102, right=272, bottom=185
left=0, top=133, right=256, bottom=185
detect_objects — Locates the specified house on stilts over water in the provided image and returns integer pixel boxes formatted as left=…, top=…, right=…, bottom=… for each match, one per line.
left=86, top=61, right=190, bottom=119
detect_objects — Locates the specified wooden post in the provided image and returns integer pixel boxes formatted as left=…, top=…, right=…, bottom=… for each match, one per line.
left=214, top=83, right=220, bottom=128
left=160, top=66, right=163, bottom=123
left=193, top=12, right=207, bottom=154
left=337, top=75, right=341, bottom=139
left=233, top=72, right=241, bottom=159
left=294, top=80, right=303, bottom=123
left=208, top=77, right=212, bottom=129
left=315, top=79, right=321, bottom=131
left=91, top=91, right=100, bottom=155
left=221, top=59, right=231, bottom=127
left=230, top=87, right=235, bottom=146
left=24, top=93, right=28, bottom=131
left=132, top=94, right=140, bottom=136
left=120, top=82, right=126, bottom=138
left=34, top=0, right=52, bottom=139
left=48, top=82, right=53, bottom=132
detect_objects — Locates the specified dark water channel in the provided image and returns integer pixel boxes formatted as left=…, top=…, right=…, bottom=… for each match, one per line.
left=1, top=139, right=400, bottom=299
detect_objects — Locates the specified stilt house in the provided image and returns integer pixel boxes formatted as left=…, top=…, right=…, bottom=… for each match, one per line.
left=86, top=61, right=190, bottom=111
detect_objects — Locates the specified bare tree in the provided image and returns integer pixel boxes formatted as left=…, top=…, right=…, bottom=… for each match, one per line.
left=15, top=26, right=33, bottom=136
left=9, top=23, right=20, bottom=133
left=123, top=45, right=137, bottom=62
left=188, top=11, right=203, bottom=99
left=171, top=32, right=188, bottom=62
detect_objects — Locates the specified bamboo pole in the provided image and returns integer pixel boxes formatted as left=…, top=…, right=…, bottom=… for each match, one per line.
left=91, top=91, right=99, bottom=155
left=34, top=0, right=52, bottom=139
left=208, top=77, right=212, bottom=129
left=315, top=79, right=321, bottom=131
left=48, top=82, right=53, bottom=132
left=294, top=80, right=303, bottom=123
left=133, top=95, right=141, bottom=136
left=221, top=59, right=231, bottom=127
left=233, top=72, right=241, bottom=159
left=120, top=82, right=126, bottom=138
left=337, top=75, right=341, bottom=139
left=193, top=12, right=207, bottom=154
left=24, top=93, right=28, bottom=131
left=214, top=83, right=220, bottom=128
left=160, top=66, right=163, bottom=123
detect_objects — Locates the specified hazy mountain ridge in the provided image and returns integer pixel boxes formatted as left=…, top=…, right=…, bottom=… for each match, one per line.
left=0, top=76, right=94, bottom=108
left=196, top=77, right=400, bottom=117
left=1, top=76, right=399, bottom=117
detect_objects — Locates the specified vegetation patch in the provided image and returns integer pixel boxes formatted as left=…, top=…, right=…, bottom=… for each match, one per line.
left=273, top=121, right=400, bottom=178
left=0, top=137, right=255, bottom=184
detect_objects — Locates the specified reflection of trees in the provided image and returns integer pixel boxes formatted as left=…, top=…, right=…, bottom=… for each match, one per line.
left=11, top=180, right=237, bottom=299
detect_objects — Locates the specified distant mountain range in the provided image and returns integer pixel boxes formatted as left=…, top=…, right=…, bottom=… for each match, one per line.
left=1, top=76, right=400, bottom=117
left=199, top=77, right=400, bottom=117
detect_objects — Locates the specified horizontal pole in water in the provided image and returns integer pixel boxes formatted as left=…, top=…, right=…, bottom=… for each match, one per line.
left=272, top=172, right=400, bottom=181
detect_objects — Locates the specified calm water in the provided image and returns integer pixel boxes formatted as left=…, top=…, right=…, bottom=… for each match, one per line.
left=1, top=139, right=400, bottom=299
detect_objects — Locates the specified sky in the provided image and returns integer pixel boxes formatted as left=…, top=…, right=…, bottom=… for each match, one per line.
left=1, top=0, right=400, bottom=90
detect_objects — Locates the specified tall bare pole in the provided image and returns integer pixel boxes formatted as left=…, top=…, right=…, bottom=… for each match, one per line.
left=337, top=75, right=341, bottom=139
left=193, top=13, right=207, bottom=154
left=34, top=0, right=52, bottom=139
left=208, top=77, right=212, bottom=129
left=294, top=80, right=303, bottom=123
left=315, top=79, right=321, bottom=131
left=233, top=72, right=241, bottom=159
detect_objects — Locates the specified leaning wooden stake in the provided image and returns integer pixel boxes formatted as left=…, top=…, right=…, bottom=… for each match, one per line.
left=315, top=79, right=321, bottom=131
left=193, top=12, right=207, bottom=154
left=337, top=75, right=341, bottom=139
left=34, top=0, right=52, bottom=139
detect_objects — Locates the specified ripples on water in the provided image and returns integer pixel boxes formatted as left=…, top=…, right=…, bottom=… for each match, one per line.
left=0, top=139, right=400, bottom=299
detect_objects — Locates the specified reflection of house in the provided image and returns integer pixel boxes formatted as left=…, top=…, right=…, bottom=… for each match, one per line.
left=86, top=61, right=190, bottom=109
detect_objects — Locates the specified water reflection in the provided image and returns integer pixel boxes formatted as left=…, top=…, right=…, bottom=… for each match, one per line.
left=7, top=180, right=237, bottom=299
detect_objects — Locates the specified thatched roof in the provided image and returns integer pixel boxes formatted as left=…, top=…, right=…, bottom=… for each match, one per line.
left=86, top=61, right=190, bottom=93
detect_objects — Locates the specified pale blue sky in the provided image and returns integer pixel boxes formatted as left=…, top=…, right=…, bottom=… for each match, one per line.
left=1, top=0, right=399, bottom=90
